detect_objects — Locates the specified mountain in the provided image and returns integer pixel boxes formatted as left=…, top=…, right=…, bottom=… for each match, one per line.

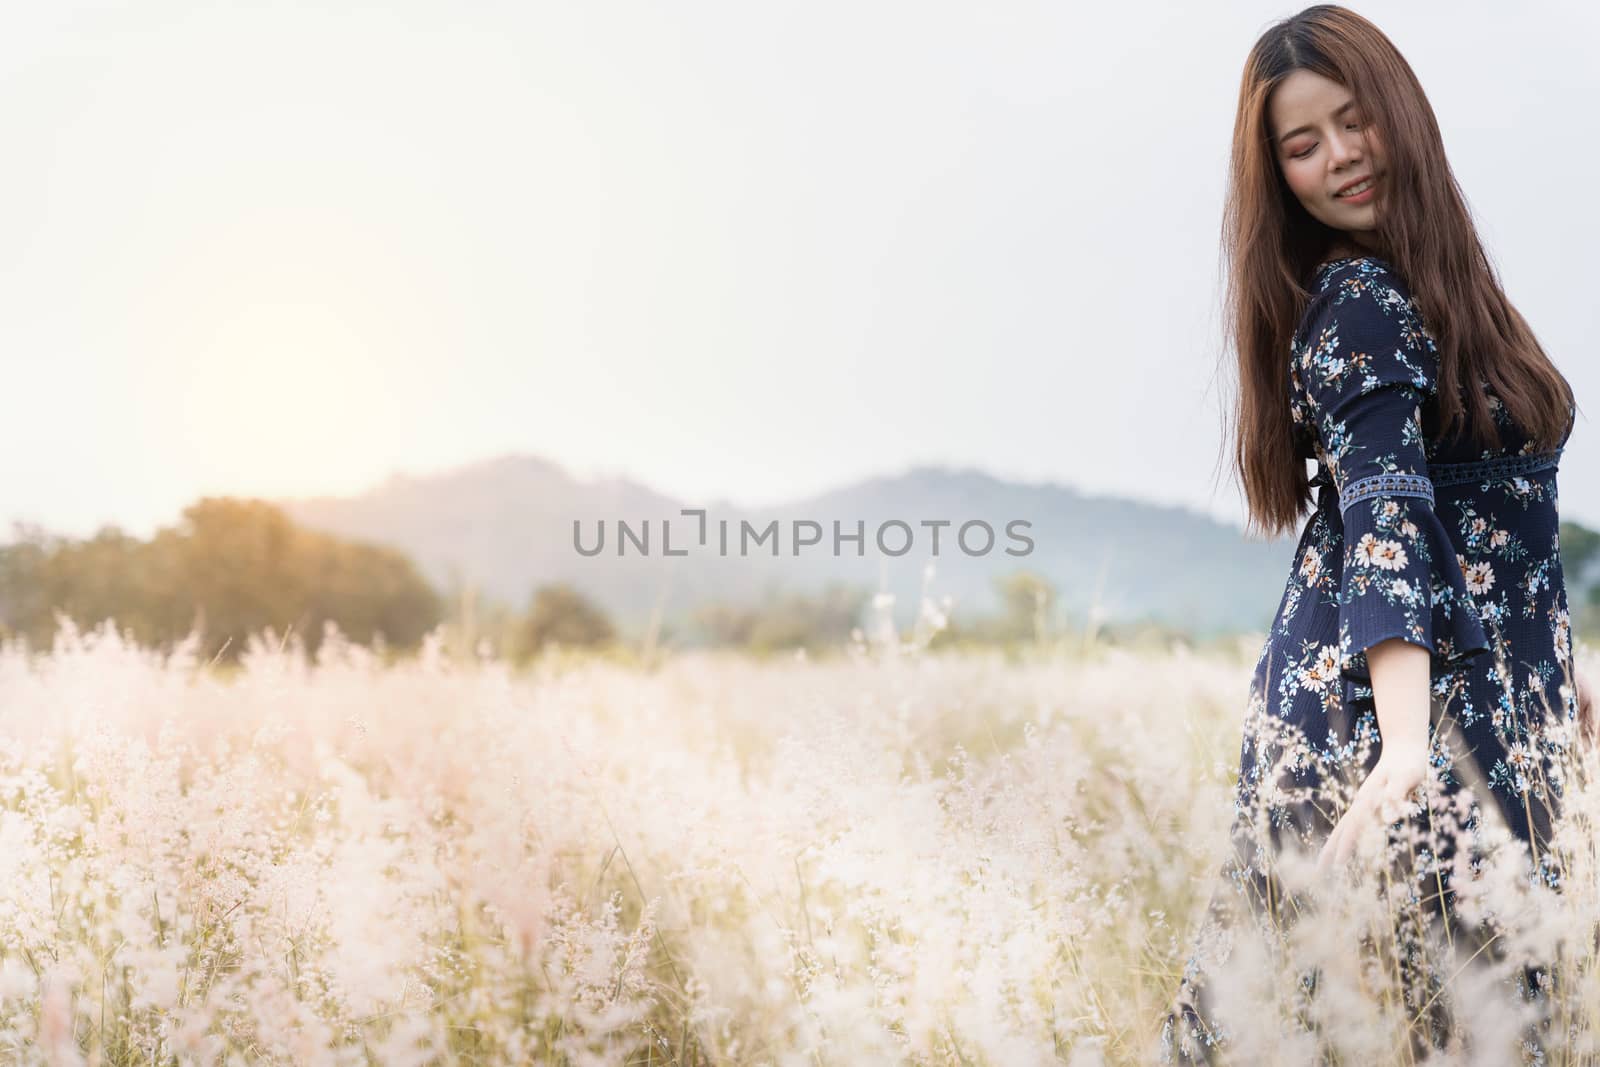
left=275, top=454, right=1299, bottom=640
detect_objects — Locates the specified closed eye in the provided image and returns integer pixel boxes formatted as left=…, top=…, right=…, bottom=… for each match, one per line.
left=1289, top=122, right=1364, bottom=160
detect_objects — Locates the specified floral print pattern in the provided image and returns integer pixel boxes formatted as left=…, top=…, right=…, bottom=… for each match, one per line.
left=1241, top=255, right=1579, bottom=866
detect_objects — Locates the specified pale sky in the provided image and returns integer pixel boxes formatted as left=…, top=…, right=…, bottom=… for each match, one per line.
left=4, top=0, right=1597, bottom=540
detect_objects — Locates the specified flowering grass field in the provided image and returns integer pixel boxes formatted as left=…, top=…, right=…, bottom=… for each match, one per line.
left=1, top=618, right=1597, bottom=1065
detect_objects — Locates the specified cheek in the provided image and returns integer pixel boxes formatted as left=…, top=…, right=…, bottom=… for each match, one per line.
left=1282, top=162, right=1322, bottom=204
left=1365, top=130, right=1387, bottom=166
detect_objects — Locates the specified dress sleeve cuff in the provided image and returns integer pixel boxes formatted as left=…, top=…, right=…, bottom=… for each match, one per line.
left=1336, top=476, right=1492, bottom=686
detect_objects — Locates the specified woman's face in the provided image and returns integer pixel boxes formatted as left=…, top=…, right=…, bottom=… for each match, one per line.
left=1268, top=69, right=1387, bottom=249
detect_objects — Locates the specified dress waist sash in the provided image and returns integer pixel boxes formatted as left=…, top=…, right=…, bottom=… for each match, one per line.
left=1308, top=447, right=1564, bottom=495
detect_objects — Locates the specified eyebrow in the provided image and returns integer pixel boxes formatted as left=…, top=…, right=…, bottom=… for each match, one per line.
left=1276, top=99, right=1357, bottom=145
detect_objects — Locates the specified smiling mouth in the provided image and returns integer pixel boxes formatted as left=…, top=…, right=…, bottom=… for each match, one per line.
left=1335, top=176, right=1378, bottom=198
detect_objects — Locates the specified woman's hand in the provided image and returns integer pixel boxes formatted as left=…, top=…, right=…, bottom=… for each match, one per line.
left=1316, top=742, right=1429, bottom=877
left=1576, top=663, right=1597, bottom=748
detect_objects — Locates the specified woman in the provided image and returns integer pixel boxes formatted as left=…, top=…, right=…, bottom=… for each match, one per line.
left=1162, top=6, right=1593, bottom=1061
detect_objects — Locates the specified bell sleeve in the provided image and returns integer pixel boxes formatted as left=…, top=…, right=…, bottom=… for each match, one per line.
left=1296, top=266, right=1492, bottom=686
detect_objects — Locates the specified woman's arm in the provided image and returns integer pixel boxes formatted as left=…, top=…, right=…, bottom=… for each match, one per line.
left=1293, top=263, right=1495, bottom=877
left=1316, top=637, right=1431, bottom=873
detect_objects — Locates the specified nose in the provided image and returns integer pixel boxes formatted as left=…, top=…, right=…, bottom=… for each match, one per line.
left=1328, top=129, right=1364, bottom=170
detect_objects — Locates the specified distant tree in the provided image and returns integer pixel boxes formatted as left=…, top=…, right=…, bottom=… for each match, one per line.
left=436, top=575, right=523, bottom=663
left=166, top=498, right=441, bottom=659
left=0, top=498, right=443, bottom=662
left=516, top=583, right=616, bottom=661
left=992, top=570, right=1059, bottom=643
left=686, top=601, right=759, bottom=648
left=680, top=584, right=867, bottom=653
left=0, top=530, right=57, bottom=647
left=1561, top=521, right=1600, bottom=587
left=745, top=584, right=867, bottom=653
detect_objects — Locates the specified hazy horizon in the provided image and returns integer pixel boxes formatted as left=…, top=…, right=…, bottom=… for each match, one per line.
left=7, top=1, right=1598, bottom=541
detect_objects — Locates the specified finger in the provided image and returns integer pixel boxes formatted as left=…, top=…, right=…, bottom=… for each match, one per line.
left=1334, top=816, right=1357, bottom=869
left=1324, top=803, right=1360, bottom=874
left=1327, top=772, right=1384, bottom=868
left=1318, top=834, right=1339, bottom=879
left=1335, top=797, right=1372, bottom=869
left=1318, top=817, right=1344, bottom=875
left=1373, top=788, right=1410, bottom=844
left=1339, top=813, right=1370, bottom=869
left=1317, top=815, right=1334, bottom=864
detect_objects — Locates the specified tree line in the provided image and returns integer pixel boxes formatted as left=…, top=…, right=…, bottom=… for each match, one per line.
left=5, top=497, right=1598, bottom=666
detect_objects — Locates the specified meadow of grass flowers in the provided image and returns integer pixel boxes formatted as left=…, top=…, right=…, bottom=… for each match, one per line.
left=1, top=599, right=1597, bottom=1065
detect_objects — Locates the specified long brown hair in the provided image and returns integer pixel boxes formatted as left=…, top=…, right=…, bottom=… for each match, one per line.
left=1223, top=4, right=1577, bottom=539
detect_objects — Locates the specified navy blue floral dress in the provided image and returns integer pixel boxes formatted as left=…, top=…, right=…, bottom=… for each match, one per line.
left=1163, top=255, right=1579, bottom=1062
left=1242, top=255, right=1578, bottom=869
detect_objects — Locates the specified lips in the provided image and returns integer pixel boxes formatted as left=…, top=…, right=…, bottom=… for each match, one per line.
left=1335, top=175, right=1377, bottom=198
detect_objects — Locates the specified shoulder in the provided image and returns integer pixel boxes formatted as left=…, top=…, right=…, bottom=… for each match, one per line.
left=1313, top=254, right=1405, bottom=293
left=1292, top=256, right=1439, bottom=400
left=1300, top=256, right=1420, bottom=334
